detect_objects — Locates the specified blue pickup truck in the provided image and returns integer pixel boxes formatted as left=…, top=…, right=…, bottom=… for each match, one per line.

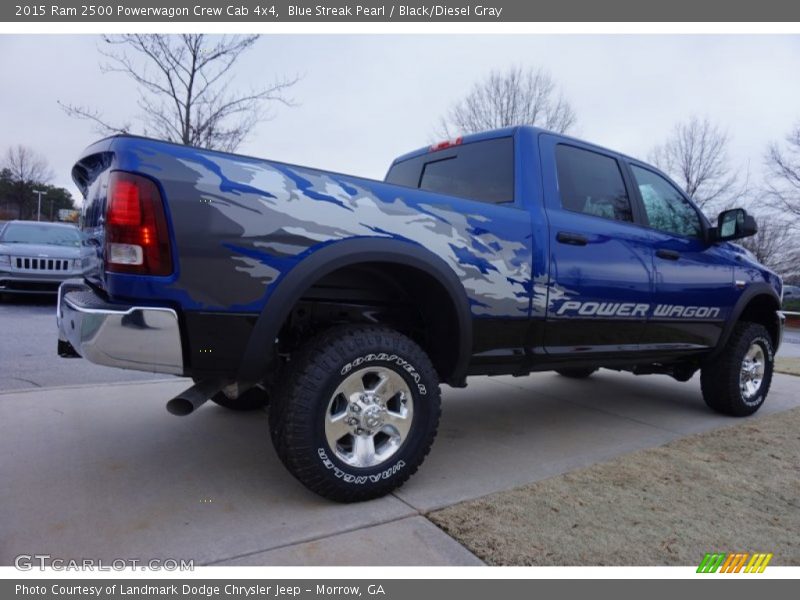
left=58, top=127, right=784, bottom=501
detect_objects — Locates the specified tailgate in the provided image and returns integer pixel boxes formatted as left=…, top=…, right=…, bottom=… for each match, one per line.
left=71, top=139, right=115, bottom=291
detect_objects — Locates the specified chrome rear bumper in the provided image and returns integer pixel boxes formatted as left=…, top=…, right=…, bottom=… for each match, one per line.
left=57, top=279, right=184, bottom=375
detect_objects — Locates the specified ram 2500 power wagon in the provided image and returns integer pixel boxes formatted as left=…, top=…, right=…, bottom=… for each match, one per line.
left=57, top=126, right=784, bottom=502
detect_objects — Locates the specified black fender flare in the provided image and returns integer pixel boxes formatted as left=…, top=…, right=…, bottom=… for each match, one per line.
left=236, top=237, right=473, bottom=386
left=708, top=282, right=781, bottom=360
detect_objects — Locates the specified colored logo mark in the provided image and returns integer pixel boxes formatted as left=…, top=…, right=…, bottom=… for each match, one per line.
left=697, top=552, right=773, bottom=573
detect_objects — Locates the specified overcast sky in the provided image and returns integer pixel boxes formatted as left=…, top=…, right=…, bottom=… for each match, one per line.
left=1, top=34, right=799, bottom=205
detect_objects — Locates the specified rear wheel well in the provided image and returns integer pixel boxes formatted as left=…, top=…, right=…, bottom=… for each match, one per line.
left=737, top=294, right=781, bottom=348
left=276, top=262, right=463, bottom=384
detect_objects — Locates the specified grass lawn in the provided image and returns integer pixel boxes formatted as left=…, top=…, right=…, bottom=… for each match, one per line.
left=430, top=407, right=800, bottom=566
left=776, top=357, right=800, bottom=376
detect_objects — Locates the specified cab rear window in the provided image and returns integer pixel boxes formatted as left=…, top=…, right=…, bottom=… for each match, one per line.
left=555, top=144, right=633, bottom=223
left=385, top=137, right=514, bottom=204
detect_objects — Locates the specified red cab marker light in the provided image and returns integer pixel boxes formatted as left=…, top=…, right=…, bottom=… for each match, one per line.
left=429, top=137, right=463, bottom=152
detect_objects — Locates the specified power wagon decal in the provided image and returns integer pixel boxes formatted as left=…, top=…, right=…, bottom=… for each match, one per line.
left=556, top=301, right=722, bottom=319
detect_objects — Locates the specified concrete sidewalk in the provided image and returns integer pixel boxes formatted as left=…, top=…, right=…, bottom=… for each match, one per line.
left=1, top=371, right=799, bottom=566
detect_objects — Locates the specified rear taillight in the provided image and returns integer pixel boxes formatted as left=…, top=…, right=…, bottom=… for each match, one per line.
left=106, top=171, right=172, bottom=276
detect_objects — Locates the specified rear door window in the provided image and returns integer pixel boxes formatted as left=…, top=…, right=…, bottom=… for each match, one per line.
left=385, top=137, right=514, bottom=204
left=555, top=144, right=633, bottom=223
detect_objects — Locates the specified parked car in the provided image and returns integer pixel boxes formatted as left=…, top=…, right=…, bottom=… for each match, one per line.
left=0, top=220, right=89, bottom=297
left=783, top=284, right=800, bottom=301
left=57, top=128, right=783, bottom=501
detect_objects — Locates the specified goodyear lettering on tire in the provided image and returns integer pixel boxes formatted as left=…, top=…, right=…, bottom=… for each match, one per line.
left=340, top=353, right=427, bottom=395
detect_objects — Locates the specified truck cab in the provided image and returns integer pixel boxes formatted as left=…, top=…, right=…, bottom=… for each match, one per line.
left=385, top=127, right=782, bottom=376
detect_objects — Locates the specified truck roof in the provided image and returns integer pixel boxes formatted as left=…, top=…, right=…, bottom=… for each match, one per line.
left=79, top=126, right=646, bottom=193
left=391, top=126, right=525, bottom=164
left=390, top=125, right=640, bottom=166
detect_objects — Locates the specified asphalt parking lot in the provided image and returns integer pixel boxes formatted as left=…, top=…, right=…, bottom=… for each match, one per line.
left=0, top=295, right=160, bottom=391
left=2, top=295, right=800, bottom=565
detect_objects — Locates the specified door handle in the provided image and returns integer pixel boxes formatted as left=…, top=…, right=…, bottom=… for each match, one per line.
left=556, top=231, right=588, bottom=246
left=656, top=249, right=681, bottom=261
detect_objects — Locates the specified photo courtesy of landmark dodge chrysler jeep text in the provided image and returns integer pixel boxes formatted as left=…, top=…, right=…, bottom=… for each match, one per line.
left=57, top=126, right=784, bottom=501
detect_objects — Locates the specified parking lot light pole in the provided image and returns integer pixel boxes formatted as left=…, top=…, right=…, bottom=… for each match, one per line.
left=33, top=189, right=47, bottom=221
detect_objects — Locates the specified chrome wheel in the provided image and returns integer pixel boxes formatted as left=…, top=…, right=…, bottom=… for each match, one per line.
left=739, top=342, right=765, bottom=403
left=324, top=367, right=414, bottom=468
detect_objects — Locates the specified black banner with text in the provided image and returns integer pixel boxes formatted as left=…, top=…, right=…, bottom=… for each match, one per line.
left=5, top=579, right=800, bottom=600
left=4, top=0, right=800, bottom=22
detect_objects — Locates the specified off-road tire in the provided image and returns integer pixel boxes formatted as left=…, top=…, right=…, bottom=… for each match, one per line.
left=555, top=367, right=598, bottom=379
left=269, top=325, right=441, bottom=502
left=211, top=385, right=269, bottom=411
left=700, top=322, right=774, bottom=417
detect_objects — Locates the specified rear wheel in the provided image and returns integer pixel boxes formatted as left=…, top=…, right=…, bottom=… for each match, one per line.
left=555, top=368, right=598, bottom=379
left=269, top=325, right=441, bottom=502
left=701, top=322, right=774, bottom=416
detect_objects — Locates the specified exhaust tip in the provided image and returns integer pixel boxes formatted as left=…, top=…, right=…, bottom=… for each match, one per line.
left=166, top=379, right=225, bottom=416
left=166, top=397, right=196, bottom=416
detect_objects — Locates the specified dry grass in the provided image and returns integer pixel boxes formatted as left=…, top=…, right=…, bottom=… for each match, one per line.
left=430, top=408, right=800, bottom=566
left=776, top=357, right=800, bottom=377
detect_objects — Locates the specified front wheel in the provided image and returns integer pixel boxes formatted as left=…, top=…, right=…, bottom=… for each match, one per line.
left=700, top=322, right=774, bottom=416
left=269, top=325, right=441, bottom=502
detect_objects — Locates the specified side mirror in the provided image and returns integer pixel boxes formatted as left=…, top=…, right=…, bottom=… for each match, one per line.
left=713, top=208, right=758, bottom=242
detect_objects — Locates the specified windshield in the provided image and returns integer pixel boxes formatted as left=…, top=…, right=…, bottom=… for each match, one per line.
left=0, top=223, right=82, bottom=247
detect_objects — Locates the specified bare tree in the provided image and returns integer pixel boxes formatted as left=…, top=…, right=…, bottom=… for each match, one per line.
left=3, top=145, right=53, bottom=218
left=764, top=123, right=800, bottom=228
left=60, top=35, right=299, bottom=152
left=650, top=116, right=738, bottom=210
left=735, top=211, right=796, bottom=277
left=4, top=145, right=53, bottom=186
left=438, top=66, right=577, bottom=138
